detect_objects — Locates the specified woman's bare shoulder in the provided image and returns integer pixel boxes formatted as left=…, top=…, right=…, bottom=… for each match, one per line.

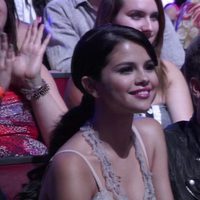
left=161, top=59, right=183, bottom=76
left=133, top=118, right=164, bottom=148
left=133, top=118, right=166, bottom=167
left=133, top=117, right=163, bottom=137
left=48, top=131, right=97, bottom=198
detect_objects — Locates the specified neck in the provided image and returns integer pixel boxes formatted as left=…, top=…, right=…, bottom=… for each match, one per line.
left=92, top=104, right=134, bottom=157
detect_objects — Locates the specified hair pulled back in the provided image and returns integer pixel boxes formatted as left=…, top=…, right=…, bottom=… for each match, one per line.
left=49, top=24, right=157, bottom=156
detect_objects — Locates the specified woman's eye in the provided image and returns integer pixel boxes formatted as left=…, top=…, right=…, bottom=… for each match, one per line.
left=118, top=66, right=134, bottom=74
left=129, top=12, right=143, bottom=20
left=151, top=13, right=159, bottom=21
left=145, top=62, right=156, bottom=71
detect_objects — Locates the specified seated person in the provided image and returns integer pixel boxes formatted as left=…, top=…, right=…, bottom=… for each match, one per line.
left=175, top=0, right=200, bottom=49
left=0, top=0, right=67, bottom=158
left=164, top=0, right=187, bottom=25
left=39, top=24, right=174, bottom=200
left=165, top=35, right=200, bottom=200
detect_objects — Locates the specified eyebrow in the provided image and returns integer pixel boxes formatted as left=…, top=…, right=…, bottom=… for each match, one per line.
left=127, top=9, right=158, bottom=15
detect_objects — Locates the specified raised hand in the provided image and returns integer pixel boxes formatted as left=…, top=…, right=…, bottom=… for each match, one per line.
left=0, top=33, right=14, bottom=90
left=12, top=19, right=51, bottom=89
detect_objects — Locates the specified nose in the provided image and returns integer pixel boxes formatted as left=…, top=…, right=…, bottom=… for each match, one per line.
left=140, top=18, right=153, bottom=37
left=135, top=71, right=150, bottom=86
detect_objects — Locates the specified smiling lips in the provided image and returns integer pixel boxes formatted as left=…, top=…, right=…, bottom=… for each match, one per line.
left=129, top=88, right=152, bottom=99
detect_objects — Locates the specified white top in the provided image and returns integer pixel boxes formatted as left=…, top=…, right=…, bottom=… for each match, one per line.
left=14, top=0, right=36, bottom=24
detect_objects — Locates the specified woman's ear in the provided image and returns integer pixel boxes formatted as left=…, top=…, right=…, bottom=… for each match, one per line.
left=190, top=77, right=200, bottom=99
left=81, top=76, right=99, bottom=98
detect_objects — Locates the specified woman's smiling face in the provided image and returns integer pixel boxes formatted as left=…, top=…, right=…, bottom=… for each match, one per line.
left=94, top=40, right=159, bottom=114
left=113, top=0, right=159, bottom=44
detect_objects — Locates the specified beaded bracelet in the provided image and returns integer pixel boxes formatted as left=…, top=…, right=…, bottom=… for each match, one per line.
left=0, top=86, right=5, bottom=99
left=20, top=79, right=50, bottom=101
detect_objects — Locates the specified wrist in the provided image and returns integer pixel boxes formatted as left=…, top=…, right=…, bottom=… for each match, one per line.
left=22, top=76, right=44, bottom=90
left=20, top=79, right=50, bottom=101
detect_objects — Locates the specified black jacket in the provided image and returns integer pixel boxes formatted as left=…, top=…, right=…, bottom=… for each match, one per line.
left=165, top=116, right=200, bottom=200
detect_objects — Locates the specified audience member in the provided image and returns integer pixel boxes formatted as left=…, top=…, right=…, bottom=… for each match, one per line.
left=165, top=35, right=200, bottom=200
left=164, top=0, right=187, bottom=25
left=39, top=24, right=174, bottom=200
left=43, top=0, right=100, bottom=72
left=0, top=0, right=67, bottom=157
left=65, top=0, right=193, bottom=128
left=44, top=0, right=185, bottom=72
left=175, top=0, right=200, bottom=49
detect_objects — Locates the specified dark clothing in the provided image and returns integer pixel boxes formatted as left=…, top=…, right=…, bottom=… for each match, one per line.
left=164, top=116, right=200, bottom=200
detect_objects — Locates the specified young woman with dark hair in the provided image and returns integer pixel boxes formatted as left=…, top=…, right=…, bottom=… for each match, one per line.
left=39, top=24, right=174, bottom=200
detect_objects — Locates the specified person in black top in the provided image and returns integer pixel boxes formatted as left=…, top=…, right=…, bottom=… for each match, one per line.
left=165, top=35, right=200, bottom=200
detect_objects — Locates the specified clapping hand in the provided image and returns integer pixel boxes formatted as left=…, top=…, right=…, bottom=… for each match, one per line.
left=12, top=19, right=51, bottom=89
left=0, top=33, right=13, bottom=91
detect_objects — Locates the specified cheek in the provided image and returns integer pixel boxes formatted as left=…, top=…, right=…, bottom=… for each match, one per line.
left=101, top=76, right=130, bottom=96
left=151, top=73, right=159, bottom=88
left=153, top=22, right=159, bottom=34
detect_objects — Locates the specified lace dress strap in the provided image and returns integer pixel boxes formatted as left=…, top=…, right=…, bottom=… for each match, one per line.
left=132, top=125, right=149, bottom=168
left=133, top=126, right=156, bottom=200
left=81, top=124, right=128, bottom=200
left=51, top=149, right=104, bottom=191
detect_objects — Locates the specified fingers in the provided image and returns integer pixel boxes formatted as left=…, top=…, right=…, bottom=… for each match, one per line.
left=30, top=19, right=39, bottom=44
left=0, top=33, right=14, bottom=90
left=4, top=44, right=14, bottom=76
left=7, top=44, right=15, bottom=60
left=21, top=18, right=49, bottom=52
left=29, top=17, right=43, bottom=45
left=39, top=33, right=51, bottom=56
left=42, top=33, right=51, bottom=49
left=21, top=18, right=40, bottom=50
left=22, top=24, right=32, bottom=50
left=0, top=33, right=8, bottom=69
left=1, top=32, right=8, bottom=51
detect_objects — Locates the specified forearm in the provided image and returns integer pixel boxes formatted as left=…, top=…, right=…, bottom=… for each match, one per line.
left=30, top=66, right=68, bottom=147
left=164, top=60, right=193, bottom=122
left=166, top=76, right=193, bottom=122
left=161, top=14, right=185, bottom=68
left=31, top=92, right=67, bottom=147
left=64, top=77, right=83, bottom=109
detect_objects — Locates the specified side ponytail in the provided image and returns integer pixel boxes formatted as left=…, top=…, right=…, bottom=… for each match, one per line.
left=49, top=94, right=95, bottom=157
